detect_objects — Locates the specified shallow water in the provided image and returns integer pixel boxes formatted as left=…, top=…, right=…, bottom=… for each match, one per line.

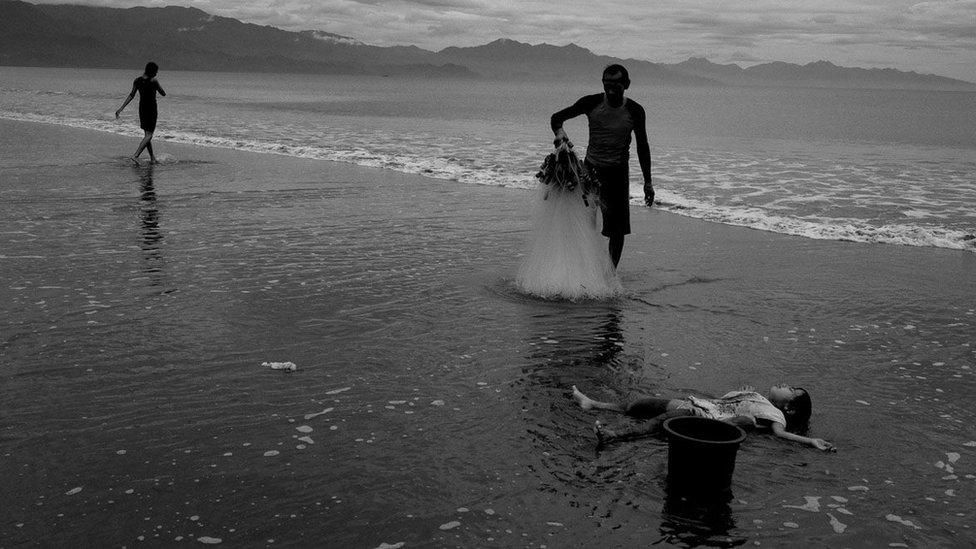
left=1, top=121, right=975, bottom=547
left=2, top=66, right=975, bottom=251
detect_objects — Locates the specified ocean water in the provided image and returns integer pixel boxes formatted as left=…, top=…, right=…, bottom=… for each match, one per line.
left=1, top=66, right=974, bottom=251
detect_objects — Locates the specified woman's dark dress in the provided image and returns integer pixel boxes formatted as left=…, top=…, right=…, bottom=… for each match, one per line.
left=134, top=76, right=163, bottom=132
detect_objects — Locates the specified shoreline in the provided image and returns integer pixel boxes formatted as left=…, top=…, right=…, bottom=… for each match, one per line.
left=3, top=115, right=974, bottom=255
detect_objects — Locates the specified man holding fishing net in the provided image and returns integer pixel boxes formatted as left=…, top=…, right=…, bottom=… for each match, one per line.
left=550, top=64, right=653, bottom=268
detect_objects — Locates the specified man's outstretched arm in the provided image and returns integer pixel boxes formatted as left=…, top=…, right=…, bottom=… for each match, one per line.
left=550, top=95, right=601, bottom=145
left=551, top=103, right=585, bottom=132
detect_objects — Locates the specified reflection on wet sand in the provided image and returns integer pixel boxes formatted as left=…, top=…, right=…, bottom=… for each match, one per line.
left=660, top=487, right=740, bottom=548
left=523, top=307, right=625, bottom=370
left=594, top=309, right=624, bottom=367
left=136, top=165, right=163, bottom=284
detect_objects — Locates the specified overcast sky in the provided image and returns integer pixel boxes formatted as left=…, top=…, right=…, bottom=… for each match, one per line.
left=35, top=0, right=976, bottom=82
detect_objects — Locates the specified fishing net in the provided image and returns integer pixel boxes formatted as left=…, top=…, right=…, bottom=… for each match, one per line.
left=535, top=141, right=599, bottom=206
left=516, top=143, right=622, bottom=300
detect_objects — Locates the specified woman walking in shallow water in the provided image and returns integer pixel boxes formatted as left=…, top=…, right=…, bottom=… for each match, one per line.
left=116, top=62, right=166, bottom=164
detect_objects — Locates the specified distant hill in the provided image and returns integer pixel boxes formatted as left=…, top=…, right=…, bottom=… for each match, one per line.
left=0, top=0, right=472, bottom=77
left=2, top=0, right=973, bottom=90
left=673, top=57, right=972, bottom=91
left=436, top=39, right=714, bottom=86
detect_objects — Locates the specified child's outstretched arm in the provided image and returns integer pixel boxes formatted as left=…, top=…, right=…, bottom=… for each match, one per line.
left=771, top=423, right=835, bottom=452
left=116, top=81, right=137, bottom=118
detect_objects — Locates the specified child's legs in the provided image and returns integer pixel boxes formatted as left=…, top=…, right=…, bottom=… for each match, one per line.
left=624, top=397, right=676, bottom=419
left=572, top=386, right=625, bottom=412
left=134, top=131, right=153, bottom=157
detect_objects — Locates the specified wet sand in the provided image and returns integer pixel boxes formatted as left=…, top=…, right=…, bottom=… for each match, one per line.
left=1, top=118, right=974, bottom=547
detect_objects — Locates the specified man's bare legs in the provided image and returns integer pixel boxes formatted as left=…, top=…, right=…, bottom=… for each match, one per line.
left=609, top=234, right=624, bottom=268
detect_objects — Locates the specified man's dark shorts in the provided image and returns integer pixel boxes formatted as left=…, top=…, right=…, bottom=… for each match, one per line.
left=587, top=161, right=631, bottom=237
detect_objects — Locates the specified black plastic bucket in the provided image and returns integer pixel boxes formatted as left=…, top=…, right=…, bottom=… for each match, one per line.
left=663, top=416, right=747, bottom=494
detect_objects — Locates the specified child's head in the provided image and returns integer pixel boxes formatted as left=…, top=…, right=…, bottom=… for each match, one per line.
left=768, top=385, right=813, bottom=433
left=144, top=62, right=159, bottom=78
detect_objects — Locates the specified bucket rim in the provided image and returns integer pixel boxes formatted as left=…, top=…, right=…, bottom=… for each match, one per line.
left=663, top=416, right=747, bottom=445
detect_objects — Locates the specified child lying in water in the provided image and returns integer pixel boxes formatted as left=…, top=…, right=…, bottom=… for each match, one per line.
left=572, top=384, right=835, bottom=452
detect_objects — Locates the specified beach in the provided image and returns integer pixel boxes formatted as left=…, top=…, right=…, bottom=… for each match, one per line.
left=1, top=118, right=975, bottom=547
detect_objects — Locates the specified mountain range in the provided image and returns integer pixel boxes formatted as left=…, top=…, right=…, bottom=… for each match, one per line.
left=2, top=0, right=973, bottom=91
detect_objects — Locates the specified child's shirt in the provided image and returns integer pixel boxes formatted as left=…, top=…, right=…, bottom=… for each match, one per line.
left=678, top=390, right=786, bottom=428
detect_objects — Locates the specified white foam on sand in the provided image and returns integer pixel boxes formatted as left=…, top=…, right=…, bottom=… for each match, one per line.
left=3, top=110, right=973, bottom=253
left=784, top=496, right=821, bottom=512
left=304, top=408, right=334, bottom=420
left=0, top=110, right=538, bottom=190
left=886, top=514, right=922, bottom=530
left=263, top=361, right=297, bottom=371
left=827, top=513, right=847, bottom=533
left=655, top=189, right=976, bottom=252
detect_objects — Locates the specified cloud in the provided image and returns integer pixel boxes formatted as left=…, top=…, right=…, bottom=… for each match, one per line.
left=727, top=50, right=764, bottom=63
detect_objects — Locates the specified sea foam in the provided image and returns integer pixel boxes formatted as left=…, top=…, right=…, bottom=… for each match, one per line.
left=3, top=109, right=973, bottom=253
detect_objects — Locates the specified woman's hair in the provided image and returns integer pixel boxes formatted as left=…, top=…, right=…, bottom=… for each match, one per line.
left=602, top=64, right=630, bottom=88
left=144, top=62, right=159, bottom=77
left=785, top=387, right=812, bottom=433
